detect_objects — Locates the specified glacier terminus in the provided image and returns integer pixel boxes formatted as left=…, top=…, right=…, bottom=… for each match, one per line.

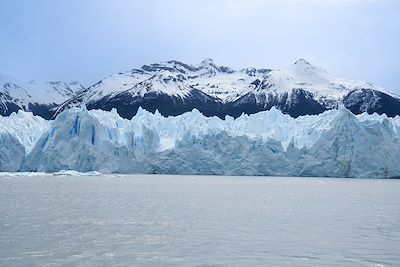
left=0, top=106, right=399, bottom=178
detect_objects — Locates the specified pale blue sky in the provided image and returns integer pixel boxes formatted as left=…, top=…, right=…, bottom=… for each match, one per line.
left=1, top=0, right=399, bottom=92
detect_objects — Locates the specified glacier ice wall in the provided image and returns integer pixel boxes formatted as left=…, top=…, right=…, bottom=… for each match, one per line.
left=1, top=107, right=399, bottom=178
left=0, top=112, right=49, bottom=171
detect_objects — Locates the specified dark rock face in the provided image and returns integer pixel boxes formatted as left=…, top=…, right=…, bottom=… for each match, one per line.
left=0, top=97, right=60, bottom=120
left=0, top=91, right=21, bottom=116
left=7, top=85, right=400, bottom=121
left=85, top=90, right=223, bottom=119
left=225, top=89, right=327, bottom=118
left=28, top=103, right=58, bottom=120
left=61, top=89, right=331, bottom=120
left=0, top=102, right=21, bottom=117
left=344, top=89, right=400, bottom=117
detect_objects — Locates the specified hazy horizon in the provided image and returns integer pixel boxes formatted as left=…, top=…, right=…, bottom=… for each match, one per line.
left=1, top=0, right=399, bottom=93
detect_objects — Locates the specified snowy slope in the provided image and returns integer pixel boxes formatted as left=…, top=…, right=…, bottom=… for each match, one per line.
left=55, top=59, right=400, bottom=119
left=0, top=73, right=85, bottom=118
left=69, top=59, right=267, bottom=103
left=257, top=59, right=381, bottom=104
left=26, top=80, right=85, bottom=104
left=0, top=107, right=394, bottom=178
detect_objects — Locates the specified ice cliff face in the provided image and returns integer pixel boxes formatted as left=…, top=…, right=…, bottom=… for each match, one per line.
left=0, top=112, right=49, bottom=171
left=0, top=107, right=398, bottom=178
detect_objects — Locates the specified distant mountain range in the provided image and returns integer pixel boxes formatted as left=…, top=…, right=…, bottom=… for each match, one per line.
left=0, top=73, right=85, bottom=119
left=1, top=59, right=400, bottom=120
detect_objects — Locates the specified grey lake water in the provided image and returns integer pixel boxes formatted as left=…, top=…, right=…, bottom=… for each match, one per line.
left=0, top=175, right=399, bottom=267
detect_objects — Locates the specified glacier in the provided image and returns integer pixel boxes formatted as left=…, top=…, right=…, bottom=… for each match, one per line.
left=0, top=107, right=399, bottom=178
left=0, top=112, right=49, bottom=171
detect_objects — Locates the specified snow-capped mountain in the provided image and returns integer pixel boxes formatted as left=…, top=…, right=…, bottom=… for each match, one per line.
left=55, top=59, right=400, bottom=119
left=0, top=73, right=85, bottom=119
left=1, top=107, right=399, bottom=178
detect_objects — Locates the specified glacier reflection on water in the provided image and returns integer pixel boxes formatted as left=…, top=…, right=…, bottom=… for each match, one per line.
left=1, top=174, right=399, bottom=266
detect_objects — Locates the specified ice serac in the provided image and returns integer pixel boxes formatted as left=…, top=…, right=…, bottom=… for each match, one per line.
left=20, top=107, right=400, bottom=178
left=0, top=111, right=49, bottom=171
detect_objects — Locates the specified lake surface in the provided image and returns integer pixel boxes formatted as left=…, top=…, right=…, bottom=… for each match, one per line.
left=0, top=174, right=399, bottom=266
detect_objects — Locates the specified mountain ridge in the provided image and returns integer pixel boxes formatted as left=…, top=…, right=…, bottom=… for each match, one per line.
left=2, top=59, right=400, bottom=120
left=0, top=75, right=85, bottom=119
